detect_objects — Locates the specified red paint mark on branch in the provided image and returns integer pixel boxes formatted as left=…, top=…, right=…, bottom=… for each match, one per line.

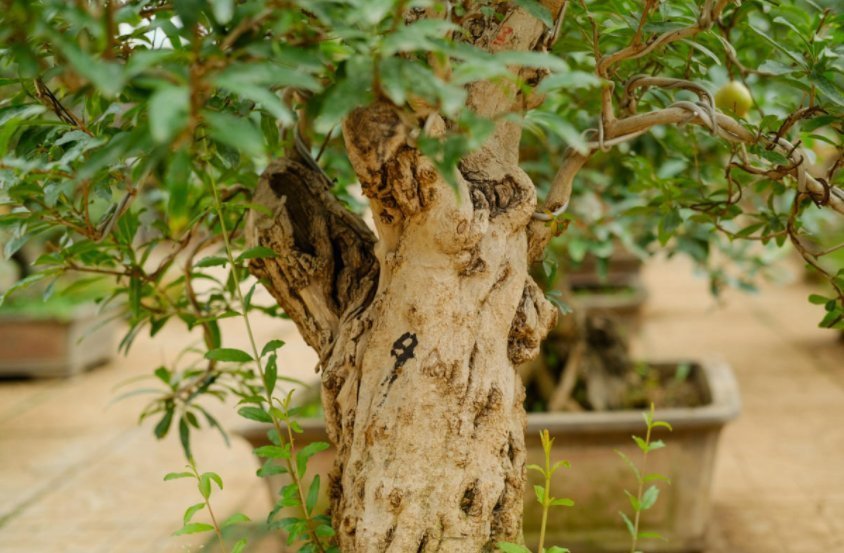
left=492, top=25, right=514, bottom=47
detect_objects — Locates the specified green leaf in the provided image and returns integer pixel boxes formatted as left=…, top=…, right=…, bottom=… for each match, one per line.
left=209, top=0, right=234, bottom=24
left=238, top=406, right=273, bottom=423
left=236, top=246, right=277, bottom=261
left=296, top=441, right=330, bottom=478
left=204, top=110, right=266, bottom=158
left=232, top=538, right=248, bottom=553
left=163, top=471, right=193, bottom=481
left=625, top=489, right=640, bottom=511
left=198, top=472, right=222, bottom=499
left=221, top=512, right=250, bottom=528
left=254, top=444, right=291, bottom=459
left=183, top=502, right=205, bottom=524
left=550, top=497, right=575, bottom=507
left=196, top=256, right=228, bottom=268
left=640, top=485, right=660, bottom=510
left=547, top=547, right=571, bottom=553
left=149, top=86, right=190, bottom=143
left=264, top=354, right=278, bottom=394
left=496, top=542, right=532, bottom=553
left=306, top=474, right=321, bottom=515
left=205, top=348, right=253, bottom=363
left=551, top=459, right=571, bottom=473
left=632, top=435, right=649, bottom=453
left=261, top=339, right=286, bottom=357
left=154, top=407, right=175, bottom=439
left=526, top=463, right=545, bottom=475
left=381, top=19, right=457, bottom=55
left=644, top=472, right=671, bottom=484
left=811, top=73, right=844, bottom=108
left=809, top=294, right=830, bottom=305
left=54, top=39, right=125, bottom=96
left=651, top=420, right=673, bottom=431
left=638, top=531, right=667, bottom=540
left=213, top=78, right=294, bottom=126
left=179, top=417, right=191, bottom=459
left=620, top=511, right=636, bottom=538
left=748, top=26, right=806, bottom=68
left=173, top=522, right=215, bottom=536
left=616, top=450, right=641, bottom=480
left=533, top=484, right=546, bottom=505
left=0, top=269, right=63, bottom=307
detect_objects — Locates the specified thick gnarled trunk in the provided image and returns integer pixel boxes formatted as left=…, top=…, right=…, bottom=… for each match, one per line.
left=317, top=105, right=556, bottom=551
left=248, top=5, right=557, bottom=551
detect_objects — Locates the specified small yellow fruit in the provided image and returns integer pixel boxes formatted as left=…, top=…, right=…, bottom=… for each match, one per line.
left=715, top=81, right=753, bottom=117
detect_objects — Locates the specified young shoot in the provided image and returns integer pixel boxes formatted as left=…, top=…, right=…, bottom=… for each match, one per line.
left=617, top=403, right=673, bottom=553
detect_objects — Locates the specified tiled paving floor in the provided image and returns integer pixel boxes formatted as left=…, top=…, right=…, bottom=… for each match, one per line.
left=0, top=255, right=842, bottom=552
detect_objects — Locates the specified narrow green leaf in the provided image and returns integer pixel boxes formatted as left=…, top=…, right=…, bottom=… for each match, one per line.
left=526, top=463, right=545, bottom=475
left=619, top=511, right=636, bottom=538
left=640, top=485, right=660, bottom=510
left=264, top=354, right=278, bottom=394
left=196, top=256, right=228, bottom=268
left=254, top=444, right=291, bottom=459
left=205, top=348, right=253, bottom=363
left=209, top=0, right=234, bottom=24
left=222, top=512, right=250, bottom=528
left=173, top=522, right=215, bottom=536
left=149, top=86, right=190, bottom=143
left=306, top=474, right=321, bottom=515
left=261, top=339, right=286, bottom=357
left=204, top=110, right=266, bottom=158
left=232, top=538, right=248, bottom=553
left=236, top=246, right=277, bottom=262
left=296, top=441, right=330, bottom=478
left=196, top=477, right=210, bottom=500
left=163, top=471, right=193, bottom=481
left=632, top=435, right=649, bottom=453
left=154, top=407, right=175, bottom=439
left=239, top=406, right=273, bottom=423
left=183, top=502, right=205, bottom=524
left=533, top=484, right=546, bottom=505
left=616, top=450, right=641, bottom=481
left=179, top=417, right=191, bottom=459
left=550, top=497, right=575, bottom=507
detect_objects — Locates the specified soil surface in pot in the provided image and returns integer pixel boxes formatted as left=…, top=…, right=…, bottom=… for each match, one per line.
left=523, top=313, right=706, bottom=412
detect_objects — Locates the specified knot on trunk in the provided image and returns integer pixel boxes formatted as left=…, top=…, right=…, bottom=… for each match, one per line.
left=343, top=103, right=439, bottom=224
left=507, top=278, right=558, bottom=364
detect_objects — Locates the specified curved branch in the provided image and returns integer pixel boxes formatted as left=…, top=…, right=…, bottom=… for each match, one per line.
left=528, top=104, right=844, bottom=260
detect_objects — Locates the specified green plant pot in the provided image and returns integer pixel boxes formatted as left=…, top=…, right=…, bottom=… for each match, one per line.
left=237, top=360, right=739, bottom=553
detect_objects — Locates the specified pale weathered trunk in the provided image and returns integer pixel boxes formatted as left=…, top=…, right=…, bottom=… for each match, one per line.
left=248, top=5, right=558, bottom=552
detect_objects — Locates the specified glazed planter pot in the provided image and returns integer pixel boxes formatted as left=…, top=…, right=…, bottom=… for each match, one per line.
left=0, top=306, right=116, bottom=378
left=237, top=359, right=739, bottom=553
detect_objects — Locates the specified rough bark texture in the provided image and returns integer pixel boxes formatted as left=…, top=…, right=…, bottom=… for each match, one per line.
left=248, top=5, right=558, bottom=552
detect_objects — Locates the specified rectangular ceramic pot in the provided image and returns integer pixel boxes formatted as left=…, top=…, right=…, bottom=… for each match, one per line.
left=237, top=359, right=739, bottom=553
left=0, top=306, right=116, bottom=378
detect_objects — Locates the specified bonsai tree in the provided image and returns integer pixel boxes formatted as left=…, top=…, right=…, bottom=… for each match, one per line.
left=1, top=1, right=842, bottom=551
